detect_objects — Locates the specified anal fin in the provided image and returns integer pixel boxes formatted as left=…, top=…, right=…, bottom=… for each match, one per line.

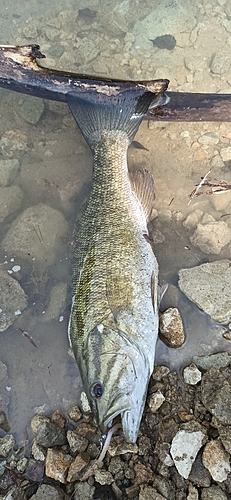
left=129, top=168, right=155, bottom=221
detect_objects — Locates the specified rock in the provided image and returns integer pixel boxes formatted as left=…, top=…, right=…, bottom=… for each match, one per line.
left=66, top=452, right=90, bottom=482
left=74, top=422, right=98, bottom=441
left=152, top=475, right=174, bottom=500
left=220, top=146, right=231, bottom=162
left=0, top=362, right=8, bottom=381
left=68, top=405, right=82, bottom=422
left=108, top=435, right=138, bottom=457
left=0, top=271, right=28, bottom=332
left=210, top=190, right=231, bottom=211
left=178, top=260, right=231, bottom=323
left=0, top=410, right=10, bottom=432
left=133, top=462, right=154, bottom=485
left=183, top=209, right=204, bottom=229
left=66, top=430, right=88, bottom=454
left=139, top=485, right=166, bottom=500
left=17, top=96, right=45, bottom=125
left=45, top=448, right=73, bottom=484
left=0, top=186, right=23, bottom=222
left=0, top=159, right=20, bottom=187
left=198, top=132, right=219, bottom=145
left=51, top=410, right=66, bottom=429
left=170, top=430, right=205, bottom=479
left=152, top=365, right=170, bottom=381
left=201, top=485, right=228, bottom=500
left=190, top=221, right=231, bottom=254
left=0, top=130, right=28, bottom=158
left=183, top=363, right=201, bottom=385
left=187, top=484, right=199, bottom=500
left=0, top=434, right=15, bottom=457
left=159, top=307, right=185, bottom=348
left=30, top=415, right=51, bottom=434
left=218, top=425, right=231, bottom=454
left=36, top=421, right=67, bottom=447
left=201, top=368, right=231, bottom=424
left=133, top=0, right=196, bottom=49
left=1, top=203, right=68, bottom=265
left=202, top=440, right=230, bottom=482
left=189, top=450, right=211, bottom=487
left=76, top=38, right=99, bottom=63
left=30, top=484, right=68, bottom=499
left=41, top=282, right=67, bottom=321
left=31, top=440, right=46, bottom=462
left=193, top=352, right=231, bottom=371
left=210, top=52, right=229, bottom=75
left=73, top=482, right=95, bottom=500
left=126, top=485, right=140, bottom=499
left=148, top=391, right=165, bottom=412
left=94, top=469, right=114, bottom=485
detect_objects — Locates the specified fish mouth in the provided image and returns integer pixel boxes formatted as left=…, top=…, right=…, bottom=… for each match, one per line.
left=98, top=395, right=131, bottom=434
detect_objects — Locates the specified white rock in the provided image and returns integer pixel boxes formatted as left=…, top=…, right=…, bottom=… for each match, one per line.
left=148, top=391, right=165, bottom=412
left=183, top=364, right=202, bottom=385
left=170, top=430, right=205, bottom=479
left=0, top=159, right=20, bottom=187
left=202, top=440, right=230, bottom=482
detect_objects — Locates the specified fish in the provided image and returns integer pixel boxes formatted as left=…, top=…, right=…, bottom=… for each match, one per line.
left=67, top=82, right=169, bottom=443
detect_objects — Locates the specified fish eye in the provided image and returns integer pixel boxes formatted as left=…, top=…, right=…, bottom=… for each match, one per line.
left=91, top=382, right=104, bottom=398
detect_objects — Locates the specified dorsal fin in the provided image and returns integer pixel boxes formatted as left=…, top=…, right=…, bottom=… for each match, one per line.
left=129, top=168, right=155, bottom=221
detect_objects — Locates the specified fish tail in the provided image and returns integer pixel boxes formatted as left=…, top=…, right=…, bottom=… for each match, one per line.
left=66, top=80, right=169, bottom=147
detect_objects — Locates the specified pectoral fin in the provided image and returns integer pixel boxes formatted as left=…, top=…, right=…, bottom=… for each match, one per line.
left=129, top=168, right=155, bottom=221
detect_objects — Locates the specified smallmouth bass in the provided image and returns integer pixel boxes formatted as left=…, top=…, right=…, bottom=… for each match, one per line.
left=68, top=81, right=169, bottom=443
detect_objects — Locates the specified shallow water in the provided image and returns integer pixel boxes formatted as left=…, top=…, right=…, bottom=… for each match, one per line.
left=0, top=0, right=231, bottom=443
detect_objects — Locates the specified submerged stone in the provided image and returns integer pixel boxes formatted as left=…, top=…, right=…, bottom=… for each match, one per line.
left=178, top=260, right=231, bottom=323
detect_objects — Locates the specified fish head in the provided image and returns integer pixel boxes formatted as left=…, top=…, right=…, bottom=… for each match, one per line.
left=81, top=322, right=151, bottom=443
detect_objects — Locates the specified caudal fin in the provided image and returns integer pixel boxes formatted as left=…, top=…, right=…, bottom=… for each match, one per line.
left=67, top=79, right=169, bottom=147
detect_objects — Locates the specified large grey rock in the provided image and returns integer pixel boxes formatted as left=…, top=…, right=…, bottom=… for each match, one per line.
left=30, top=484, right=67, bottom=499
left=17, top=96, right=45, bottom=125
left=178, top=260, right=231, bottom=323
left=193, top=352, right=231, bottom=371
left=0, top=159, right=20, bottom=187
left=0, top=186, right=23, bottom=222
left=190, top=220, right=231, bottom=254
left=133, top=0, right=196, bottom=48
left=1, top=203, right=68, bottom=265
left=0, top=271, right=28, bottom=332
left=170, top=429, right=205, bottom=479
left=36, top=421, right=67, bottom=447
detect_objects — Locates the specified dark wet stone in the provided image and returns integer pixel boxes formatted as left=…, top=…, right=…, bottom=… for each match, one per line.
left=25, top=459, right=45, bottom=483
left=150, top=34, right=176, bottom=50
left=36, top=421, right=67, bottom=447
left=189, top=450, right=211, bottom=487
left=0, top=468, right=23, bottom=492
left=159, top=418, right=178, bottom=443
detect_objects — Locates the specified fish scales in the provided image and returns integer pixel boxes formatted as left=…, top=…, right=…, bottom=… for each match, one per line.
left=67, top=86, right=169, bottom=443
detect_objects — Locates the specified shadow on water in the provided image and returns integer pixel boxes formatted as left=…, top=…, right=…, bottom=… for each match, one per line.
left=0, top=0, right=231, bottom=444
